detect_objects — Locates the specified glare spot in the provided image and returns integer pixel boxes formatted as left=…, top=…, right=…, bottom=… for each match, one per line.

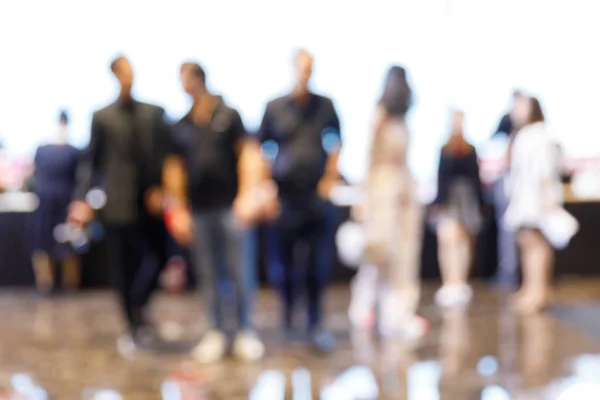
left=481, top=385, right=510, bottom=400
left=557, top=382, right=600, bottom=399
left=53, top=223, right=70, bottom=243
left=322, top=129, right=341, bottom=154
left=261, top=140, right=279, bottom=161
left=477, top=356, right=499, bottom=377
left=86, top=188, right=107, bottom=210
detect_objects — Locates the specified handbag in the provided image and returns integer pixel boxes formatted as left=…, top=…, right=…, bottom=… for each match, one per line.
left=538, top=207, right=579, bottom=250
left=336, top=221, right=365, bottom=268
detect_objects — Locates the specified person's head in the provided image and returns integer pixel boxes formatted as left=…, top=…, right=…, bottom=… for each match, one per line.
left=110, top=55, right=134, bottom=94
left=180, top=62, right=207, bottom=96
left=378, top=65, right=412, bottom=117
left=292, top=49, right=313, bottom=96
left=58, top=110, right=69, bottom=128
left=56, top=110, right=69, bottom=143
left=512, top=89, right=524, bottom=102
left=511, top=95, right=545, bottom=129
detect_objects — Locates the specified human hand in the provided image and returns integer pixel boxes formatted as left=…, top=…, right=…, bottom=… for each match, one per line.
left=233, top=192, right=260, bottom=229
left=259, top=180, right=280, bottom=222
left=317, top=177, right=338, bottom=201
left=166, top=206, right=193, bottom=246
left=67, top=201, right=94, bottom=226
left=145, top=186, right=164, bottom=217
left=351, top=202, right=365, bottom=222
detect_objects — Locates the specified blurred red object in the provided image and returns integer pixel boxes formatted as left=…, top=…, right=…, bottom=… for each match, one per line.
left=160, top=257, right=187, bottom=294
left=163, top=368, right=210, bottom=399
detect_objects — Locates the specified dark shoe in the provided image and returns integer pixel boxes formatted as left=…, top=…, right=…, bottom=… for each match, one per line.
left=133, top=324, right=161, bottom=350
left=311, top=328, right=335, bottom=354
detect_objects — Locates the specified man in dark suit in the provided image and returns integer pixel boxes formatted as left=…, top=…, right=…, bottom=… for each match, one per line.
left=257, top=49, right=342, bottom=353
left=69, top=55, right=173, bottom=350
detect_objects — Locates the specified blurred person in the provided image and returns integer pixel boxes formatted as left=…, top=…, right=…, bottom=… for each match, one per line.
left=163, top=62, right=269, bottom=363
left=431, top=111, right=483, bottom=308
left=69, top=55, right=173, bottom=350
left=257, top=49, right=342, bottom=353
left=504, top=96, right=561, bottom=314
left=492, top=90, right=525, bottom=287
left=348, top=65, right=425, bottom=338
left=31, top=110, right=81, bottom=294
left=492, top=90, right=523, bottom=138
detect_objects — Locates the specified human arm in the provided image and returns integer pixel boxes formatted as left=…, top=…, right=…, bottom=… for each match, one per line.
left=433, top=147, right=455, bottom=207
left=468, top=148, right=485, bottom=205
left=318, top=100, right=343, bottom=199
left=69, top=113, right=103, bottom=224
left=233, top=111, right=279, bottom=224
left=161, top=122, right=193, bottom=244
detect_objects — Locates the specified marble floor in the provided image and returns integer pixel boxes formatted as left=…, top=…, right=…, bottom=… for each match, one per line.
left=2, top=280, right=600, bottom=399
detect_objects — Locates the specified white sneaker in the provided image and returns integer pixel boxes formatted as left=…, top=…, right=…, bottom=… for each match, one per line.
left=232, top=331, right=265, bottom=361
left=402, top=316, right=429, bottom=340
left=191, top=329, right=228, bottom=364
left=435, top=285, right=473, bottom=308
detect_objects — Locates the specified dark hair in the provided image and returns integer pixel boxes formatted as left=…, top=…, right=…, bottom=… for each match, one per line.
left=378, top=65, right=412, bottom=117
left=110, top=55, right=127, bottom=74
left=180, top=62, right=206, bottom=84
left=59, top=110, right=69, bottom=125
left=528, top=97, right=545, bottom=124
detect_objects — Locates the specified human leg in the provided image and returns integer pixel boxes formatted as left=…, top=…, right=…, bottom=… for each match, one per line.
left=380, top=201, right=424, bottom=337
left=435, top=218, right=473, bottom=308
left=191, top=212, right=228, bottom=363
left=348, top=263, right=379, bottom=329
left=515, top=228, right=553, bottom=314
left=218, top=212, right=264, bottom=360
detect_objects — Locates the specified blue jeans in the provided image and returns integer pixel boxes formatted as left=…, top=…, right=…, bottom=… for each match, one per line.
left=193, top=210, right=257, bottom=331
left=266, top=194, right=333, bottom=329
left=493, top=176, right=518, bottom=285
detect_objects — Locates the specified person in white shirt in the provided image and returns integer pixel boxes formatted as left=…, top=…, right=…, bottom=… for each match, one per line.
left=504, top=95, right=562, bottom=314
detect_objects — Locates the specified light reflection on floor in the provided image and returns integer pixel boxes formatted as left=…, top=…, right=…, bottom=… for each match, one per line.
left=1, top=282, right=600, bottom=398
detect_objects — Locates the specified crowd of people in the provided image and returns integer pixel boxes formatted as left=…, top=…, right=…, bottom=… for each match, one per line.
left=25, top=49, right=571, bottom=365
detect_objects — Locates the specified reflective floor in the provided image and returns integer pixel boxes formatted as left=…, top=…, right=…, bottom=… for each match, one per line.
left=2, top=280, right=600, bottom=399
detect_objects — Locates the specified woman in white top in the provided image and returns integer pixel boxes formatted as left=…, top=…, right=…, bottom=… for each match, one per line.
left=504, top=95, right=562, bottom=314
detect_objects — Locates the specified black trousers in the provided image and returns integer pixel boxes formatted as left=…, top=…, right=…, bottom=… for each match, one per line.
left=105, top=215, right=168, bottom=331
left=267, top=194, right=331, bottom=329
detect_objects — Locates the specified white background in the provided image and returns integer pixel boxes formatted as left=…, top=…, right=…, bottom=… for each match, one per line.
left=0, top=0, right=598, bottom=184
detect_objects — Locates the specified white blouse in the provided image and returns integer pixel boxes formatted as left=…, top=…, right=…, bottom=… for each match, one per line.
left=504, top=122, right=562, bottom=230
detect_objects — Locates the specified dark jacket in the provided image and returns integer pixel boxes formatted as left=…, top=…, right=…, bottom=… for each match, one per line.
left=73, top=100, right=174, bottom=225
left=433, top=145, right=484, bottom=206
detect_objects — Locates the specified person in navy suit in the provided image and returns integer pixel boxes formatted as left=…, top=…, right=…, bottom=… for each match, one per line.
left=31, top=110, right=81, bottom=294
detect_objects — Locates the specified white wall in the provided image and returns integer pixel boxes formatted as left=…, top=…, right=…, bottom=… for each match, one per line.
left=0, top=0, right=598, bottom=184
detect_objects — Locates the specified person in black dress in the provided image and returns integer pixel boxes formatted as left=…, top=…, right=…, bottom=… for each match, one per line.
left=431, top=111, right=483, bottom=308
left=31, top=110, right=81, bottom=294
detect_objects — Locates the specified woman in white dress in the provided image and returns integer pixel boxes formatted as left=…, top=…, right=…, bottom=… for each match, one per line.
left=348, top=66, right=425, bottom=337
left=504, top=96, right=562, bottom=314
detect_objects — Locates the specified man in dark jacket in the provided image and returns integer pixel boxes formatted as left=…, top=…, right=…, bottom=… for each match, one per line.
left=69, top=55, right=173, bottom=351
left=257, top=49, right=343, bottom=353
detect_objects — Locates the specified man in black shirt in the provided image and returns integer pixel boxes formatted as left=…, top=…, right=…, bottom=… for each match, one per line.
left=163, top=62, right=266, bottom=363
left=69, top=56, right=173, bottom=351
left=257, top=49, right=342, bottom=353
